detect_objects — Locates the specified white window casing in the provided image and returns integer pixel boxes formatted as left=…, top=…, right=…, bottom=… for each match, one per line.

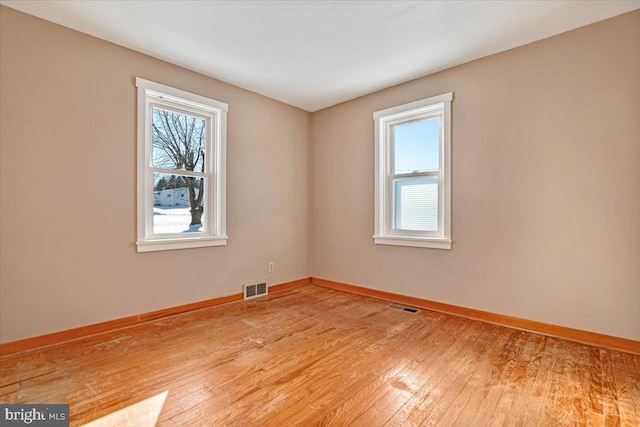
left=136, top=78, right=228, bottom=252
left=373, top=92, right=452, bottom=249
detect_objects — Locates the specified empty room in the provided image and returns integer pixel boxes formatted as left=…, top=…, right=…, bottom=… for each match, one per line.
left=1, top=1, right=639, bottom=425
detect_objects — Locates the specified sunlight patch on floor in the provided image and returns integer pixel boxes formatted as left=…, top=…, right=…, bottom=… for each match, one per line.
left=81, top=391, right=168, bottom=427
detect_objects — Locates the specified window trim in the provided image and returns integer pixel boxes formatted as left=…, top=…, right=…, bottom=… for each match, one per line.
left=373, top=92, right=452, bottom=249
left=136, top=77, right=228, bottom=252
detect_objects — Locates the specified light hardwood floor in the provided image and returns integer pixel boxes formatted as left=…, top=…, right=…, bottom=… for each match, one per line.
left=1, top=285, right=638, bottom=426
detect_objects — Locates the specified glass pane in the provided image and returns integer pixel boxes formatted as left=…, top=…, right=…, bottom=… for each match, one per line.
left=152, top=107, right=206, bottom=172
left=393, top=118, right=440, bottom=174
left=153, top=173, right=207, bottom=234
left=394, top=177, right=438, bottom=231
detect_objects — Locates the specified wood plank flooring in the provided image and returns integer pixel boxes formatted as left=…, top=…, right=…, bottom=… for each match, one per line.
left=1, top=285, right=638, bottom=426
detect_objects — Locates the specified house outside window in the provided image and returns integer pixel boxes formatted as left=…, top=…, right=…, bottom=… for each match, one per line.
left=373, top=92, right=452, bottom=249
left=136, top=78, right=228, bottom=252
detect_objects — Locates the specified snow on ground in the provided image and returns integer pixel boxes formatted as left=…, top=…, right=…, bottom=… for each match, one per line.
left=153, top=206, right=203, bottom=234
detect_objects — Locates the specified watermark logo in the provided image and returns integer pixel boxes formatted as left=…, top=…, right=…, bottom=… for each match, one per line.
left=0, top=405, right=69, bottom=426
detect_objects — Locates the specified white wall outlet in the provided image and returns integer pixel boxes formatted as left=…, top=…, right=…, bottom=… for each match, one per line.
left=268, top=262, right=275, bottom=272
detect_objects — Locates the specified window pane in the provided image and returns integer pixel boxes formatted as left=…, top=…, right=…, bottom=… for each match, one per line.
left=152, top=107, right=206, bottom=172
left=153, top=173, right=207, bottom=234
left=394, top=177, right=438, bottom=231
left=393, top=118, right=440, bottom=174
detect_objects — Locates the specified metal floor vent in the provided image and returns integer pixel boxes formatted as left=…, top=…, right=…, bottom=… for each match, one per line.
left=388, top=304, right=421, bottom=314
left=243, top=281, right=268, bottom=300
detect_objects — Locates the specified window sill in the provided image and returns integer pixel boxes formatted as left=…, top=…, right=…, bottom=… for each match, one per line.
left=373, top=235, right=451, bottom=249
left=136, top=235, right=228, bottom=252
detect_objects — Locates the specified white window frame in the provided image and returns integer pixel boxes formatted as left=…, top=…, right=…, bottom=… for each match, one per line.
left=136, top=77, right=228, bottom=252
left=373, top=92, right=452, bottom=249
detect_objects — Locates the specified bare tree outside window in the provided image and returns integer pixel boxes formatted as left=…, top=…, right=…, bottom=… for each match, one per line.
left=136, top=77, right=228, bottom=251
left=152, top=108, right=206, bottom=226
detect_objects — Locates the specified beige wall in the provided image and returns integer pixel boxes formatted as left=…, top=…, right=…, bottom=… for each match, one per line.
left=311, top=11, right=640, bottom=341
left=2, top=6, right=639, bottom=344
left=0, top=7, right=311, bottom=343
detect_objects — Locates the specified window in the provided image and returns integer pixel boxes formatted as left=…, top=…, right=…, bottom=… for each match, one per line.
left=373, top=92, right=452, bottom=249
left=136, top=78, right=228, bottom=252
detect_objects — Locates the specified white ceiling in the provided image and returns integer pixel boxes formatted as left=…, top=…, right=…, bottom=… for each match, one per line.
left=2, top=1, right=639, bottom=112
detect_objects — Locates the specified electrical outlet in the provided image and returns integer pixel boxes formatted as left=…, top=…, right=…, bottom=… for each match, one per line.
left=268, top=262, right=275, bottom=272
